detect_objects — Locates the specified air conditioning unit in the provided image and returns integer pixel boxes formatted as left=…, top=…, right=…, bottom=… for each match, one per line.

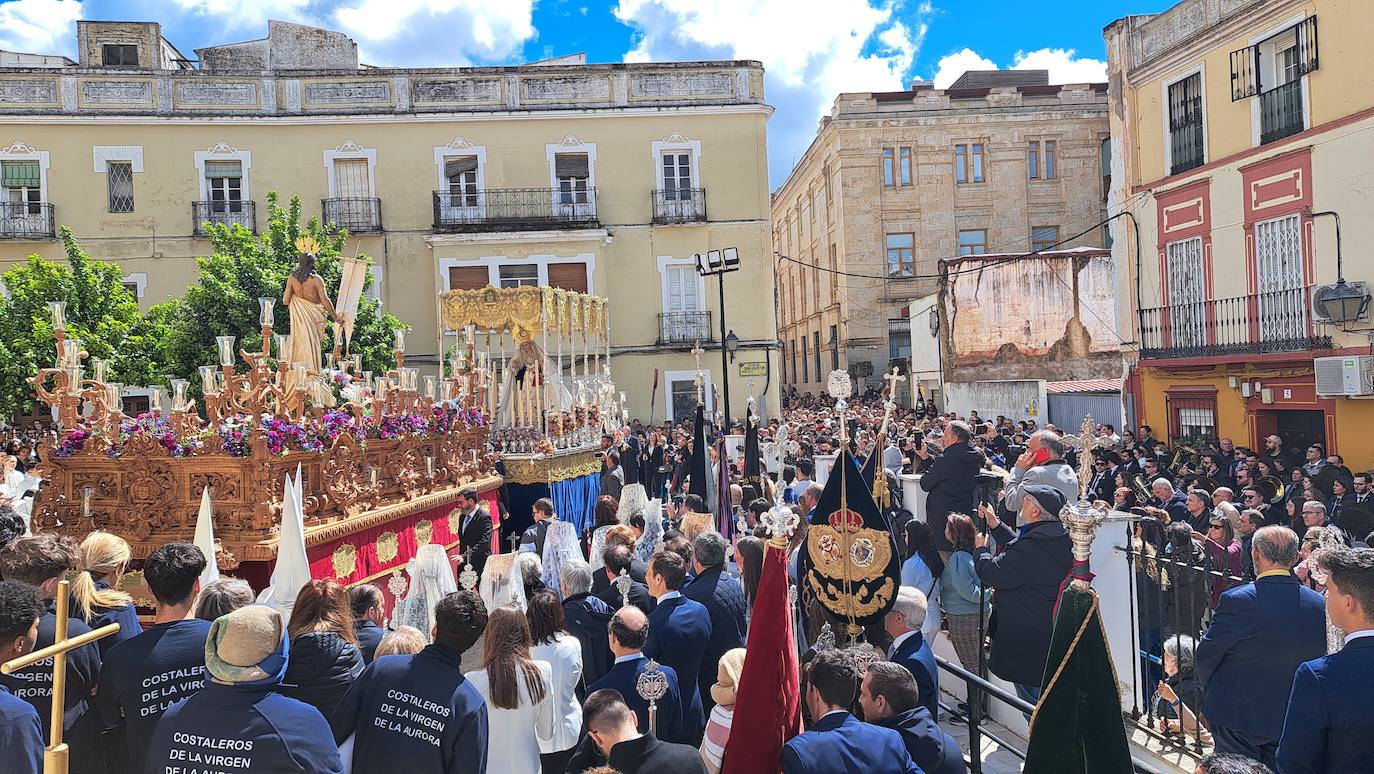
left=1314, top=355, right=1374, bottom=396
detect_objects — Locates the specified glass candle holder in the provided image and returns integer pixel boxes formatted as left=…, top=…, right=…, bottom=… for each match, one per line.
left=65, top=366, right=83, bottom=394
left=350, top=355, right=361, bottom=373
left=49, top=300, right=67, bottom=332
left=170, top=379, right=190, bottom=412
left=376, top=379, right=388, bottom=401
left=258, top=297, right=275, bottom=327
left=199, top=365, right=218, bottom=394
left=91, top=359, right=109, bottom=384
left=325, top=352, right=335, bottom=371
left=292, top=363, right=307, bottom=387
left=423, top=375, right=437, bottom=400
left=60, top=340, right=79, bottom=368
left=216, top=336, right=236, bottom=367
left=464, top=325, right=475, bottom=345
left=105, top=383, right=122, bottom=412
left=392, top=327, right=407, bottom=353
left=274, top=335, right=289, bottom=360
left=149, top=387, right=163, bottom=413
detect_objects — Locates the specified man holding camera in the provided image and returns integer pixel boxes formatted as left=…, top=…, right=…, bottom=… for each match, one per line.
left=916, top=420, right=982, bottom=554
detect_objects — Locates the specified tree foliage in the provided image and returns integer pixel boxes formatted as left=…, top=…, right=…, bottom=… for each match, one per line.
left=0, top=228, right=169, bottom=419
left=156, top=191, right=405, bottom=395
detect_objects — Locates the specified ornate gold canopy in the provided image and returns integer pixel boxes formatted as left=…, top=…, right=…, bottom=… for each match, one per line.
left=438, top=285, right=607, bottom=338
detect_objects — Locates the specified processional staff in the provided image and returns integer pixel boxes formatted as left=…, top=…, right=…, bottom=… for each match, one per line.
left=1, top=580, right=120, bottom=774
left=636, top=659, right=669, bottom=736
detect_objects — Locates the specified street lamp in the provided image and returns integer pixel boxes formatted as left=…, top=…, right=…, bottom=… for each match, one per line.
left=695, top=247, right=741, bottom=425
left=1310, top=209, right=1370, bottom=326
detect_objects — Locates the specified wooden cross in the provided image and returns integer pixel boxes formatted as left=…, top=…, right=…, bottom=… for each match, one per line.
left=1, top=580, right=120, bottom=774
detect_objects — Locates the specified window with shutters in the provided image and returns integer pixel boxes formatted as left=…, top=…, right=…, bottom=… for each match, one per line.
left=801, top=335, right=809, bottom=383
left=498, top=265, right=539, bottom=289
left=1165, top=237, right=1206, bottom=349
left=204, top=160, right=243, bottom=213
left=547, top=262, right=589, bottom=293
left=553, top=152, right=592, bottom=216
left=1031, top=226, right=1059, bottom=252
left=2, top=161, right=42, bottom=214
left=107, top=161, right=134, bottom=213
left=813, top=331, right=821, bottom=379
left=1166, top=73, right=1205, bottom=175
left=830, top=325, right=839, bottom=371
left=447, top=266, right=489, bottom=291
left=1255, top=214, right=1306, bottom=343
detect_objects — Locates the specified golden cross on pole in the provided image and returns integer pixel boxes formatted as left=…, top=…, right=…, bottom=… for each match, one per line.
left=1, top=579, right=120, bottom=774
left=1060, top=414, right=1112, bottom=501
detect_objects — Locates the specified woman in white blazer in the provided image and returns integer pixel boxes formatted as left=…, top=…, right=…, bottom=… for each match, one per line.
left=467, top=606, right=556, bottom=773
left=526, top=589, right=585, bottom=773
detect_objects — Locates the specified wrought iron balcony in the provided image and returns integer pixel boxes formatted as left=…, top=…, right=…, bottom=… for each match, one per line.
left=0, top=201, right=54, bottom=239
left=1260, top=79, right=1305, bottom=145
left=652, top=188, right=707, bottom=224
left=659, top=311, right=712, bottom=345
left=1139, top=287, right=1330, bottom=360
left=192, top=200, right=256, bottom=235
left=322, top=197, right=382, bottom=233
left=432, top=187, right=598, bottom=232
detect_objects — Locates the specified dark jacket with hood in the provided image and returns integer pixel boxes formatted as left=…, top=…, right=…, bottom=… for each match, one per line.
left=975, top=520, right=1073, bottom=687
left=873, top=707, right=967, bottom=774
left=562, top=591, right=614, bottom=694
left=283, top=631, right=363, bottom=719
left=919, top=441, right=984, bottom=551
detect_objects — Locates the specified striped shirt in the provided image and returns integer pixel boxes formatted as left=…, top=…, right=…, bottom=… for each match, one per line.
left=699, top=703, right=735, bottom=773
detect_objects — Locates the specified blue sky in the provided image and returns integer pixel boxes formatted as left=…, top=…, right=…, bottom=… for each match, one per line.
left=1, top=0, right=1170, bottom=185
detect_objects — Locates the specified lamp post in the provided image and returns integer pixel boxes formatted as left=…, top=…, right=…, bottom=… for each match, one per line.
left=695, top=247, right=741, bottom=426
left=1310, top=209, right=1370, bottom=326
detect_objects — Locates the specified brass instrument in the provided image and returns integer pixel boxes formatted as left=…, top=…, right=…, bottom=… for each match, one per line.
left=1130, top=472, right=1152, bottom=503
left=1169, top=444, right=1199, bottom=472
left=1256, top=475, right=1286, bottom=505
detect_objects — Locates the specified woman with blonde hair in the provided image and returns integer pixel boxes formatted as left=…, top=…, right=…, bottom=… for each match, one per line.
left=284, top=578, right=363, bottom=718
left=468, top=605, right=555, bottom=772
left=71, top=530, right=141, bottom=654
left=373, top=626, right=427, bottom=657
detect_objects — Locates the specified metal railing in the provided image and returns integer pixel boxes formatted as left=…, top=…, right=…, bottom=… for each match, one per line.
left=1169, top=110, right=1205, bottom=176
left=659, top=311, right=711, bottom=344
left=651, top=187, right=707, bottom=224
left=0, top=201, right=55, bottom=239
left=322, top=197, right=382, bottom=233
left=1116, top=528, right=1249, bottom=757
left=1260, top=79, right=1305, bottom=145
left=432, top=187, right=598, bottom=231
left=192, top=200, right=256, bottom=235
left=1138, top=287, right=1330, bottom=359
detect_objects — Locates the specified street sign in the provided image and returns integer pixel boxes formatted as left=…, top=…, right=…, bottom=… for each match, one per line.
left=738, top=361, right=766, bottom=377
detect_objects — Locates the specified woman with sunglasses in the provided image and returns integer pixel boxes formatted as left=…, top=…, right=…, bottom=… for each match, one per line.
left=1191, top=516, right=1243, bottom=610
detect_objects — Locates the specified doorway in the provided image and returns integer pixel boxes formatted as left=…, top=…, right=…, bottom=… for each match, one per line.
left=1261, top=409, right=1326, bottom=453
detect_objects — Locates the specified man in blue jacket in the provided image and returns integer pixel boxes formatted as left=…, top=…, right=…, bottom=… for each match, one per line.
left=0, top=534, right=103, bottom=773
left=1276, top=545, right=1374, bottom=774
left=96, top=542, right=211, bottom=774
left=884, top=586, right=939, bottom=720
left=644, top=550, right=710, bottom=743
left=347, top=584, right=386, bottom=664
left=144, top=604, right=342, bottom=774
left=331, top=590, right=488, bottom=774
left=681, top=532, right=747, bottom=714
left=1197, top=525, right=1325, bottom=769
left=782, top=648, right=919, bottom=774
left=0, top=580, right=45, bottom=774
left=588, top=606, right=685, bottom=744
left=860, top=661, right=965, bottom=774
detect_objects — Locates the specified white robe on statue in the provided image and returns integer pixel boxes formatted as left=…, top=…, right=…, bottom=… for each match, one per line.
left=287, top=294, right=327, bottom=374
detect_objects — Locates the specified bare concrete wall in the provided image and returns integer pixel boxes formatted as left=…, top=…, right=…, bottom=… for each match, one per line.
left=945, top=380, right=1046, bottom=424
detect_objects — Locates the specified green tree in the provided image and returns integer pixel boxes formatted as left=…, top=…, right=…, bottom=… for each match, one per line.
left=157, top=191, right=404, bottom=394
left=0, top=227, right=169, bottom=419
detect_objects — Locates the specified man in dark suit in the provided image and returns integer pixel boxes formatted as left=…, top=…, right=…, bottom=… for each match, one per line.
left=586, top=606, right=685, bottom=744
left=782, top=648, right=919, bottom=774
left=1197, top=525, right=1326, bottom=768
left=915, top=420, right=982, bottom=552
left=519, top=497, right=556, bottom=556
left=573, top=689, right=706, bottom=774
left=681, top=532, right=747, bottom=714
left=644, top=550, right=711, bottom=744
left=1276, top=545, right=1374, bottom=774
left=884, top=586, right=939, bottom=720
left=454, top=487, right=492, bottom=580
left=859, top=661, right=966, bottom=774
left=975, top=485, right=1073, bottom=709
left=559, top=558, right=614, bottom=694
left=597, top=544, right=656, bottom=615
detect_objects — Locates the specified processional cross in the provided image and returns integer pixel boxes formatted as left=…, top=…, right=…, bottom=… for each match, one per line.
left=690, top=340, right=706, bottom=404
left=1060, top=414, right=1113, bottom=500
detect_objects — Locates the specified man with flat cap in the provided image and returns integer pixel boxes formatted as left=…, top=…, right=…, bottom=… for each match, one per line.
left=974, top=484, right=1073, bottom=709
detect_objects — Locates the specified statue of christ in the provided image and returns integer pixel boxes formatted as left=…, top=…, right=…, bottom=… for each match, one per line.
left=282, top=250, right=338, bottom=375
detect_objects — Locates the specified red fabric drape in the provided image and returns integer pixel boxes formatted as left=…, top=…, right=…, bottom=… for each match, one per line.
left=722, top=542, right=801, bottom=773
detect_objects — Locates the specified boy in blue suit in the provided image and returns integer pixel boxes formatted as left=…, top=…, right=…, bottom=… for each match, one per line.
left=782, top=648, right=920, bottom=774
left=644, top=551, right=710, bottom=743
left=1197, top=526, right=1326, bottom=768
left=1277, top=546, right=1374, bottom=774
left=0, top=580, right=45, bottom=774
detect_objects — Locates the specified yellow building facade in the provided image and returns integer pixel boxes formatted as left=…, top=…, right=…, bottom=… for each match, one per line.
left=1106, top=0, right=1374, bottom=462
left=0, top=20, right=779, bottom=423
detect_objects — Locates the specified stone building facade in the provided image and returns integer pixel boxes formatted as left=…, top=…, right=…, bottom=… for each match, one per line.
left=0, top=20, right=778, bottom=422
left=771, top=70, right=1110, bottom=403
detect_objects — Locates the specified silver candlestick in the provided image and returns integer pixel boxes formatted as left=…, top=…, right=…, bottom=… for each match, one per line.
left=636, top=659, right=669, bottom=735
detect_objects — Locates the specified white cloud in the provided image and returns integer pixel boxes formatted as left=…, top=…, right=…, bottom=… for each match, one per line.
left=171, top=0, right=314, bottom=34
left=614, top=0, right=927, bottom=187
left=333, top=0, right=536, bottom=66
left=931, top=46, right=1106, bottom=89
left=0, top=0, right=82, bottom=57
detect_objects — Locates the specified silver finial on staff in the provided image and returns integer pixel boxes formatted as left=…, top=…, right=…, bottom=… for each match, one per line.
left=459, top=549, right=478, bottom=592
left=613, top=568, right=632, bottom=609
left=636, top=659, right=669, bottom=735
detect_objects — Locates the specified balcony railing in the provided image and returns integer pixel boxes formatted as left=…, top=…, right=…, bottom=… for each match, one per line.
left=322, top=197, right=382, bottom=233
left=659, top=311, right=712, bottom=345
left=192, top=200, right=256, bottom=235
left=1139, top=287, right=1330, bottom=359
left=0, top=201, right=55, bottom=239
left=432, top=187, right=597, bottom=232
left=651, top=188, right=707, bottom=224
left=1260, top=79, right=1305, bottom=145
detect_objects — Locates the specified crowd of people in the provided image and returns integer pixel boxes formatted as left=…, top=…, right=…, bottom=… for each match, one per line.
left=3, top=394, right=1374, bottom=774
